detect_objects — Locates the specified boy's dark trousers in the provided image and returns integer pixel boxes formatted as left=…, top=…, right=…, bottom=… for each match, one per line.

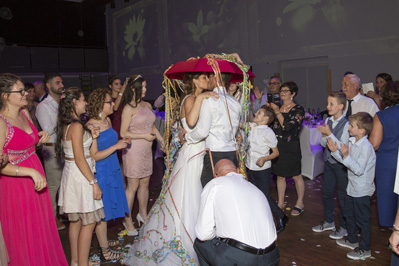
left=322, top=161, right=348, bottom=228
left=345, top=195, right=371, bottom=250
left=248, top=168, right=285, bottom=220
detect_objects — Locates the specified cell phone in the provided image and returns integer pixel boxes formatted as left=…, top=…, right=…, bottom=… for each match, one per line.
left=273, top=93, right=281, bottom=106
left=267, top=93, right=273, bottom=103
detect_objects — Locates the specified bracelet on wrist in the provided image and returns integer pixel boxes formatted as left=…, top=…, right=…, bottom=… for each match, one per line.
left=276, top=112, right=281, bottom=116
left=393, top=224, right=399, bottom=232
left=89, top=178, right=98, bottom=185
left=118, top=92, right=123, bottom=97
left=15, top=166, right=19, bottom=176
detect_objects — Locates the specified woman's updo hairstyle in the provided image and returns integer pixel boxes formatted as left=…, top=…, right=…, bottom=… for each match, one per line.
left=121, top=74, right=146, bottom=108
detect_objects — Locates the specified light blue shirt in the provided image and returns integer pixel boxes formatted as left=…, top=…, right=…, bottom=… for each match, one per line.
left=332, top=136, right=376, bottom=197
left=320, top=114, right=350, bottom=148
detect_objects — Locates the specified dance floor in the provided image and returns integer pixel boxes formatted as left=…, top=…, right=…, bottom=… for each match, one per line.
left=58, top=158, right=392, bottom=265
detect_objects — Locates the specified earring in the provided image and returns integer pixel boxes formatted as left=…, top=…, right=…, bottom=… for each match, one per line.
left=291, top=97, right=293, bottom=100
left=99, top=112, right=102, bottom=118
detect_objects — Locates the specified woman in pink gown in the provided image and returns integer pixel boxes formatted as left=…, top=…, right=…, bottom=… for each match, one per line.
left=119, top=74, right=164, bottom=236
left=0, top=73, right=68, bottom=266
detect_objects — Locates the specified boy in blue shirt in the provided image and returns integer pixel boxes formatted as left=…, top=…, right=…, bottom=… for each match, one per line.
left=327, top=112, right=375, bottom=260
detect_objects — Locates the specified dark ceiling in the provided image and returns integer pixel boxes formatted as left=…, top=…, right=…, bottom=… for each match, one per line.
left=0, top=0, right=111, bottom=48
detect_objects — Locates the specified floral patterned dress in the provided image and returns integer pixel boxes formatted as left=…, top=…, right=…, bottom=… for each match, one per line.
left=271, top=104, right=305, bottom=177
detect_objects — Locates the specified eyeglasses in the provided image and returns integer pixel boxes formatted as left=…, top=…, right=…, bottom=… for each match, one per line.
left=7, top=89, right=26, bottom=96
left=104, top=101, right=114, bottom=104
left=269, top=82, right=281, bottom=86
left=280, top=89, right=291, bottom=93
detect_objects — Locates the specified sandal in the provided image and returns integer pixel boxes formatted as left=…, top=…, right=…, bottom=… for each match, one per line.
left=99, top=246, right=123, bottom=263
left=291, top=206, right=304, bottom=216
left=108, top=239, right=120, bottom=247
left=89, top=254, right=101, bottom=266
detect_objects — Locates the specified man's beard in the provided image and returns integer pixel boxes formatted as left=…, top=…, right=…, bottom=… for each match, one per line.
left=51, top=87, right=64, bottom=95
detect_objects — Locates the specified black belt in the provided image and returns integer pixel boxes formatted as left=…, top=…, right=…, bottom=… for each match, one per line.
left=218, top=238, right=276, bottom=255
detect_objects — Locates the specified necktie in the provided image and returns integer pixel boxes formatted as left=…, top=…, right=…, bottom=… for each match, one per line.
left=346, top=99, right=353, bottom=118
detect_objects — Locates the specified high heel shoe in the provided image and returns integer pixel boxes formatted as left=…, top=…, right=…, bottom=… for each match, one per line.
left=136, top=213, right=145, bottom=227
left=118, top=221, right=138, bottom=237
left=99, top=246, right=123, bottom=263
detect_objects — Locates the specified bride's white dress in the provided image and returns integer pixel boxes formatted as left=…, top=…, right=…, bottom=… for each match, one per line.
left=123, top=115, right=205, bottom=265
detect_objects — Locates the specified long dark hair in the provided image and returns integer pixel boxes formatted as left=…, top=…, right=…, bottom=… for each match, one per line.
left=182, top=72, right=203, bottom=99
left=121, top=74, right=146, bottom=108
left=55, top=87, right=86, bottom=157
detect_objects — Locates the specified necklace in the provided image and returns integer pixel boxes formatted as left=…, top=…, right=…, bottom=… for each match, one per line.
left=282, top=103, right=293, bottom=112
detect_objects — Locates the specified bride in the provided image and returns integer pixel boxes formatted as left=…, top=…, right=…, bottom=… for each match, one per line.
left=123, top=72, right=217, bottom=265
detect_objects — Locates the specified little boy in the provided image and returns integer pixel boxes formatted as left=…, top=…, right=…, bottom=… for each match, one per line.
left=327, top=112, right=375, bottom=260
left=312, top=92, right=350, bottom=240
left=245, top=105, right=288, bottom=233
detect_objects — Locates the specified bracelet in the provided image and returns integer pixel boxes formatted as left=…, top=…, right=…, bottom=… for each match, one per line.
left=15, top=166, right=19, bottom=176
left=276, top=112, right=281, bottom=116
left=393, top=224, right=399, bottom=232
left=118, top=92, right=123, bottom=96
left=89, top=178, right=98, bottom=185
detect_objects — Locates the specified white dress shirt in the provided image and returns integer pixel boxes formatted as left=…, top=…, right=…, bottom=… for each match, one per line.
left=320, top=114, right=350, bottom=148
left=245, top=122, right=277, bottom=171
left=195, top=172, right=277, bottom=248
left=345, top=93, right=379, bottom=117
left=185, top=87, right=241, bottom=152
left=332, top=136, right=376, bottom=197
left=36, top=95, right=59, bottom=143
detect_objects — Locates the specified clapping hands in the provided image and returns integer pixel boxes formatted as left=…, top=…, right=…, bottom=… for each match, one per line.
left=317, top=124, right=331, bottom=137
left=326, top=138, right=349, bottom=159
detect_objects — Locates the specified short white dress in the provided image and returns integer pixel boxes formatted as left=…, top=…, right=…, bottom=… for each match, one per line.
left=58, top=125, right=104, bottom=225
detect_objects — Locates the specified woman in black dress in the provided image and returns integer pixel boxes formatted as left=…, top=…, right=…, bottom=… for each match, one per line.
left=270, top=81, right=305, bottom=216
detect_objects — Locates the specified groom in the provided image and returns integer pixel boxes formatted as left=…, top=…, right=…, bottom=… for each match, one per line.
left=181, top=72, right=241, bottom=187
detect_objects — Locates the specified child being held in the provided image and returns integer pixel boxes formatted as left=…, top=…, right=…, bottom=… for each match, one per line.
left=327, top=112, right=375, bottom=260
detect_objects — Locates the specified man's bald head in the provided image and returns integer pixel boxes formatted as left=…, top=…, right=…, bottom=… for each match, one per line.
left=33, top=81, right=46, bottom=98
left=214, top=159, right=239, bottom=177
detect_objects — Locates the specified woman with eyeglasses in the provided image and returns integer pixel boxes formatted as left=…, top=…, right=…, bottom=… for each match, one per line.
left=86, top=88, right=130, bottom=262
left=270, top=81, right=306, bottom=216
left=0, top=73, right=67, bottom=266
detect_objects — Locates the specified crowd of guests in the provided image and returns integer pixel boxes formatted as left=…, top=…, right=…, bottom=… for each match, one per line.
left=0, top=67, right=398, bottom=266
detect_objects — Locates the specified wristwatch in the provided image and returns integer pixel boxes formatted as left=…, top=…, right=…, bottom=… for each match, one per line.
left=89, top=178, right=98, bottom=185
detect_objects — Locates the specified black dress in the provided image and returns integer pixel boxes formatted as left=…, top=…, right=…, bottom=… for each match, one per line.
left=271, top=104, right=305, bottom=177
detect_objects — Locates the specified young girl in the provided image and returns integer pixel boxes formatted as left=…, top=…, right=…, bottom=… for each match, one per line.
left=55, top=87, right=104, bottom=266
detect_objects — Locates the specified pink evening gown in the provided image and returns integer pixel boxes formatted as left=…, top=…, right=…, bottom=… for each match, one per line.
left=0, top=112, right=68, bottom=266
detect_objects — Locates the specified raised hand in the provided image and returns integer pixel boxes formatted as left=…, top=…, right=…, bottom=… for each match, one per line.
left=253, top=86, right=263, bottom=100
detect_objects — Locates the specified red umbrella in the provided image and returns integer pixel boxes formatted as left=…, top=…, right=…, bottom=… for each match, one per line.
left=164, top=57, right=255, bottom=82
